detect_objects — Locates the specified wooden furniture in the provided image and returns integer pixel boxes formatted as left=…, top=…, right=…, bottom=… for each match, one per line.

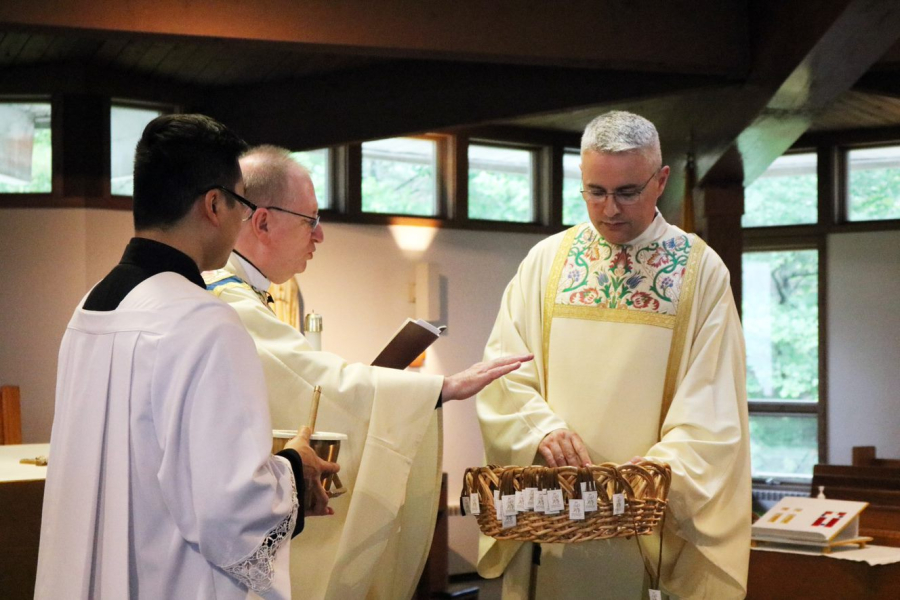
left=0, top=443, right=50, bottom=600
left=0, top=385, right=23, bottom=444
left=811, top=448, right=900, bottom=548
left=748, top=548, right=900, bottom=599
left=416, top=473, right=479, bottom=600
left=853, top=446, right=900, bottom=469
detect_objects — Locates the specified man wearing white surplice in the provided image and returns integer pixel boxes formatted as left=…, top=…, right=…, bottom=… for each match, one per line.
left=477, top=111, right=751, bottom=599
left=36, top=115, right=339, bottom=599
left=204, top=146, right=531, bottom=599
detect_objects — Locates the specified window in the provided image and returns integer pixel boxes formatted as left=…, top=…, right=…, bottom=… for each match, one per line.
left=0, top=102, right=52, bottom=193
left=562, top=150, right=589, bottom=226
left=468, top=144, right=534, bottom=222
left=847, top=145, right=900, bottom=222
left=290, top=149, right=330, bottom=209
left=749, top=414, right=818, bottom=481
left=110, top=105, right=165, bottom=196
left=743, top=248, right=820, bottom=481
left=362, top=137, right=437, bottom=216
left=743, top=152, right=818, bottom=228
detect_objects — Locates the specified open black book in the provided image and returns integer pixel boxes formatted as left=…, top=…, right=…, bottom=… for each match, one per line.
left=371, top=319, right=445, bottom=369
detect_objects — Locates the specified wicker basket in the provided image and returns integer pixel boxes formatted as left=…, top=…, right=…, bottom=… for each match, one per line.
left=461, top=462, right=670, bottom=544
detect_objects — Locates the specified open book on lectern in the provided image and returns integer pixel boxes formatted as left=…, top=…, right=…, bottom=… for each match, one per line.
left=371, top=319, right=445, bottom=370
left=751, top=496, right=869, bottom=547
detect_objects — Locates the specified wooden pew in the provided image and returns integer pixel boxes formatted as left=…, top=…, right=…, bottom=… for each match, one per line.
left=811, top=449, right=900, bottom=548
left=1, top=386, right=23, bottom=445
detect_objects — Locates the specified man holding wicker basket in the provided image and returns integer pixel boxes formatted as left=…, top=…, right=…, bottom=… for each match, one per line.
left=476, top=111, right=751, bottom=599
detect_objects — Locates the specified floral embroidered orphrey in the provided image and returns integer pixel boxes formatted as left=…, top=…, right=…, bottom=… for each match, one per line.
left=555, top=222, right=696, bottom=316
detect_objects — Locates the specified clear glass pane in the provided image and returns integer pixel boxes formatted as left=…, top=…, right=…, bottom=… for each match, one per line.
left=362, top=138, right=436, bottom=216
left=468, top=144, right=533, bottom=222
left=0, top=102, right=52, bottom=193
left=743, top=153, right=817, bottom=228
left=290, top=149, right=330, bottom=209
left=742, top=249, right=819, bottom=403
left=848, top=145, right=900, bottom=222
left=562, top=150, right=589, bottom=226
left=111, top=106, right=164, bottom=196
left=750, top=414, right=818, bottom=481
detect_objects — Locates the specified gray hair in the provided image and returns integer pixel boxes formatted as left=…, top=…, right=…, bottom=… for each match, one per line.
left=580, top=111, right=661, bottom=165
left=240, top=145, right=309, bottom=208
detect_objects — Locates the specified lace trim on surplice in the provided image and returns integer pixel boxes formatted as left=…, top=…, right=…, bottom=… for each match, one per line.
left=222, top=468, right=299, bottom=594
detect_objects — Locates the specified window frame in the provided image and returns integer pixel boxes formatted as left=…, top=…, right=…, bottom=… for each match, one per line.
left=840, top=141, right=900, bottom=226
left=742, top=131, right=900, bottom=485
left=109, top=100, right=173, bottom=199
left=0, top=96, right=55, bottom=203
left=356, top=134, right=446, bottom=219
left=466, top=138, right=541, bottom=225
left=741, top=235, right=827, bottom=484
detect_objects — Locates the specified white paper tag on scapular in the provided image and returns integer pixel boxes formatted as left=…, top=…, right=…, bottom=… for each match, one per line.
left=502, top=511, right=517, bottom=529
left=503, top=494, right=517, bottom=518
left=534, top=490, right=547, bottom=513
left=494, top=490, right=503, bottom=520
left=548, top=489, right=565, bottom=513
left=515, top=490, right=525, bottom=512
left=462, top=496, right=470, bottom=515
left=613, top=493, right=626, bottom=515
left=648, top=590, right=662, bottom=600
left=524, top=488, right=536, bottom=510
left=584, top=490, right=598, bottom=512
left=470, top=493, right=481, bottom=515
left=569, top=499, right=585, bottom=520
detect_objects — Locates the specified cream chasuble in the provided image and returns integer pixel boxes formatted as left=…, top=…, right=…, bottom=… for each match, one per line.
left=205, top=254, right=444, bottom=600
left=476, top=216, right=751, bottom=599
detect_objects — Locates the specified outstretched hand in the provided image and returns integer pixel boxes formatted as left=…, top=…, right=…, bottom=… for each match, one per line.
left=441, top=353, right=533, bottom=401
left=285, top=426, right=341, bottom=516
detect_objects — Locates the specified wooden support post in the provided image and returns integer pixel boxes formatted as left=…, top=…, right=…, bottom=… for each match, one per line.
left=1, top=385, right=23, bottom=445
left=58, top=94, right=110, bottom=204
left=699, top=184, right=744, bottom=315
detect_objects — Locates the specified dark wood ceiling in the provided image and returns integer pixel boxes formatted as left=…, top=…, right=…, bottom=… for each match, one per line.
left=0, top=30, right=386, bottom=85
left=2, top=0, right=900, bottom=200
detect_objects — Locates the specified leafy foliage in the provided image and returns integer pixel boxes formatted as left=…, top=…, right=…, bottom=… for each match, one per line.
left=361, top=157, right=435, bottom=216
left=749, top=414, right=818, bottom=479
left=743, top=249, right=819, bottom=403
left=563, top=174, right=589, bottom=225
left=468, top=169, right=532, bottom=222
left=290, top=150, right=330, bottom=208
left=849, top=165, right=900, bottom=221
left=743, top=172, right=817, bottom=228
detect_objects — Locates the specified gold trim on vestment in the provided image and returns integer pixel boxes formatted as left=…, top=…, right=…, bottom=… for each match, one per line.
left=542, top=226, right=581, bottom=395
left=553, top=304, right=676, bottom=329
left=657, top=236, right=706, bottom=437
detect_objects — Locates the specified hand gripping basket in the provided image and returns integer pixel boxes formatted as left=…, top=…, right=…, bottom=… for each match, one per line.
left=461, top=461, right=671, bottom=543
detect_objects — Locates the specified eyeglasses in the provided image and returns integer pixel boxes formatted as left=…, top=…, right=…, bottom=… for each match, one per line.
left=261, top=205, right=321, bottom=230
left=580, top=166, right=662, bottom=206
left=211, top=186, right=257, bottom=222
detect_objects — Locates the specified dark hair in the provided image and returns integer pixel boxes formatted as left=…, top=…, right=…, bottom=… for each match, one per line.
left=132, top=114, right=248, bottom=229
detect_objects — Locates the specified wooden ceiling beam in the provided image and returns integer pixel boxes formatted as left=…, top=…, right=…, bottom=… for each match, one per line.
left=200, top=61, right=721, bottom=151
left=0, top=0, right=747, bottom=75
left=0, top=63, right=202, bottom=106
left=700, top=0, right=900, bottom=188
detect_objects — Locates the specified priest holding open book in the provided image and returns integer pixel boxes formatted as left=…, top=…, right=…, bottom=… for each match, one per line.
left=203, top=145, right=531, bottom=599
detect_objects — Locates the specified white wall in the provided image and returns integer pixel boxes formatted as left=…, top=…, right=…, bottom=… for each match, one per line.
left=827, top=230, right=900, bottom=465
left=0, top=209, right=132, bottom=441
